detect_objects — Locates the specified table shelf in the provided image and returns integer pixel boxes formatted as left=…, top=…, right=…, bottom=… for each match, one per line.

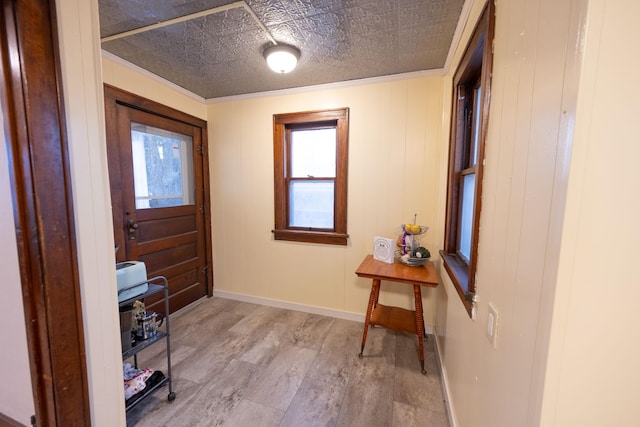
left=370, top=304, right=417, bottom=334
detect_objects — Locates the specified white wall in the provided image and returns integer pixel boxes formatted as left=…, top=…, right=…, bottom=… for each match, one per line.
left=435, top=0, right=589, bottom=425
left=0, top=101, right=35, bottom=425
left=207, top=76, right=446, bottom=324
left=55, top=1, right=125, bottom=425
left=541, top=0, right=640, bottom=425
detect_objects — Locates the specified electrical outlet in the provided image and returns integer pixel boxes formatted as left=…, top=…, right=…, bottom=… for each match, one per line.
left=487, top=303, right=498, bottom=348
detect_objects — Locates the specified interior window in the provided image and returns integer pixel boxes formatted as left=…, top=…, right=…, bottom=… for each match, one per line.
left=273, top=108, right=349, bottom=245
left=442, top=3, right=495, bottom=317
left=131, top=123, right=194, bottom=209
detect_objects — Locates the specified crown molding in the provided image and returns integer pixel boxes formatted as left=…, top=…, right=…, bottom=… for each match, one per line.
left=101, top=50, right=206, bottom=103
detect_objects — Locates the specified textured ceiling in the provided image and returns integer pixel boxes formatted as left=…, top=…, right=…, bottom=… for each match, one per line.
left=98, top=0, right=465, bottom=99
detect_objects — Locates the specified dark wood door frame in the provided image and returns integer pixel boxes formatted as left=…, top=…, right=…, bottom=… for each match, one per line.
left=1, top=0, right=90, bottom=425
left=104, top=84, right=214, bottom=299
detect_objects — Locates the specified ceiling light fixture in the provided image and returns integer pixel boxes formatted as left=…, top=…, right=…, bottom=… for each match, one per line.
left=264, top=44, right=300, bottom=74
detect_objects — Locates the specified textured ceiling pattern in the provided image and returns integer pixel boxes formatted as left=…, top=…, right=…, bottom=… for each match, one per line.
left=99, top=0, right=465, bottom=99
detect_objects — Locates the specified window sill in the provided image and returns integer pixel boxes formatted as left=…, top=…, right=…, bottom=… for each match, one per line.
left=273, top=229, right=348, bottom=246
left=440, top=250, right=474, bottom=317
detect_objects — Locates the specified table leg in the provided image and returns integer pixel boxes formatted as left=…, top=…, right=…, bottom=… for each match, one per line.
left=413, top=284, right=427, bottom=375
left=359, top=278, right=380, bottom=358
left=423, top=317, right=427, bottom=339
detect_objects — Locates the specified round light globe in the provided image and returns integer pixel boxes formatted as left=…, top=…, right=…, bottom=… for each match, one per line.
left=264, top=45, right=300, bottom=74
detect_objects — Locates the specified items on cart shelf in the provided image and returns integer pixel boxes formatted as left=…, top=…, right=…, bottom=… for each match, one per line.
left=123, top=363, right=153, bottom=400
left=135, top=310, right=163, bottom=340
left=123, top=363, right=166, bottom=404
left=119, top=304, right=134, bottom=352
left=127, top=300, right=164, bottom=341
left=132, top=300, right=146, bottom=328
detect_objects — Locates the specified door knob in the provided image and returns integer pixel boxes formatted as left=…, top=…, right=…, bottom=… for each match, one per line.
left=127, top=220, right=138, bottom=240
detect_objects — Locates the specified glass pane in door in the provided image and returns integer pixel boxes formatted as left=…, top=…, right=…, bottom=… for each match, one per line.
left=131, top=122, right=194, bottom=209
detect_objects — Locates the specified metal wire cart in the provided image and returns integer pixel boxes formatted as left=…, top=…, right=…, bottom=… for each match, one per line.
left=118, top=276, right=175, bottom=411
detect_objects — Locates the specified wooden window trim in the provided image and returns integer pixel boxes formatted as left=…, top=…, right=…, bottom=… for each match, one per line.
left=273, top=108, right=349, bottom=245
left=442, top=2, right=495, bottom=317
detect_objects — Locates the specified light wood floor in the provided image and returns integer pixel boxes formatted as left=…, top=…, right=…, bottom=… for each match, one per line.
left=126, top=296, right=449, bottom=427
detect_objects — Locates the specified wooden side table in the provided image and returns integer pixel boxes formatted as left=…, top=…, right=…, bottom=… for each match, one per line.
left=355, top=254, right=438, bottom=374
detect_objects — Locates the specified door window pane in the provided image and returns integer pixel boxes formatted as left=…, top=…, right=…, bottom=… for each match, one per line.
left=131, top=123, right=194, bottom=209
left=290, top=129, right=336, bottom=178
left=289, top=180, right=334, bottom=228
left=459, top=173, right=476, bottom=261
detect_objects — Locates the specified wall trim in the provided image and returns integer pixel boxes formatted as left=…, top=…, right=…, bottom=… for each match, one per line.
left=2, top=1, right=91, bottom=424
left=213, top=290, right=365, bottom=322
left=206, top=68, right=445, bottom=103
left=101, top=48, right=445, bottom=105
left=443, top=0, right=479, bottom=73
left=211, top=290, right=435, bottom=335
left=433, top=332, right=458, bottom=427
left=101, top=50, right=206, bottom=104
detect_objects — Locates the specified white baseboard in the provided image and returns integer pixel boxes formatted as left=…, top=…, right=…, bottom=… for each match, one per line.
left=212, top=290, right=365, bottom=322
left=433, top=332, right=457, bottom=427
left=211, top=290, right=435, bottom=335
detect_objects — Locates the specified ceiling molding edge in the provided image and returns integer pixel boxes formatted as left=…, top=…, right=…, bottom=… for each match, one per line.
left=101, top=50, right=206, bottom=103
left=443, top=0, right=477, bottom=74
left=206, top=68, right=446, bottom=104
left=101, top=50, right=447, bottom=105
